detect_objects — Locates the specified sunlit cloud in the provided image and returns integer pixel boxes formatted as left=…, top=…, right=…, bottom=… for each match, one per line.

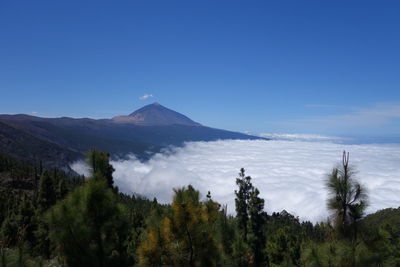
left=72, top=139, right=400, bottom=223
left=70, top=161, right=90, bottom=177
left=139, top=94, right=154, bottom=100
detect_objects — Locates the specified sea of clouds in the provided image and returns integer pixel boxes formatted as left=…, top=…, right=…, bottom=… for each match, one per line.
left=71, top=138, right=400, bottom=223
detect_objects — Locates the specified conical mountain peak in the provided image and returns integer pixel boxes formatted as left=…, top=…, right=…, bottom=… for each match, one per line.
left=128, top=102, right=168, bottom=116
left=112, top=103, right=201, bottom=126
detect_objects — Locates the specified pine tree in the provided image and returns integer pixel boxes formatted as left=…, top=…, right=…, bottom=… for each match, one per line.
left=326, top=151, right=368, bottom=234
left=326, top=151, right=368, bottom=266
left=235, top=168, right=252, bottom=237
left=234, top=168, right=266, bottom=266
left=46, top=179, right=129, bottom=267
left=247, top=187, right=266, bottom=266
left=138, top=185, right=221, bottom=266
left=37, top=171, right=56, bottom=211
left=56, top=178, right=68, bottom=200
left=86, top=149, right=115, bottom=188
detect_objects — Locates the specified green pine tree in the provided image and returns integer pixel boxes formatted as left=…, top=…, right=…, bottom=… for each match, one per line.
left=37, top=171, right=56, bottom=211
left=234, top=168, right=266, bottom=266
left=46, top=178, right=129, bottom=267
left=86, top=149, right=115, bottom=188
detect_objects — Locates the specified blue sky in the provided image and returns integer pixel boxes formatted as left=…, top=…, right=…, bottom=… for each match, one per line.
left=1, top=0, right=399, bottom=136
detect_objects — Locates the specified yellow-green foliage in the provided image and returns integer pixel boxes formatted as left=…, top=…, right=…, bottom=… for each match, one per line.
left=137, top=185, right=221, bottom=266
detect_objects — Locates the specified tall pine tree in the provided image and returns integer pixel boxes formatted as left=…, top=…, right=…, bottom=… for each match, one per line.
left=86, top=149, right=115, bottom=188
left=37, top=171, right=56, bottom=211
left=234, top=168, right=266, bottom=266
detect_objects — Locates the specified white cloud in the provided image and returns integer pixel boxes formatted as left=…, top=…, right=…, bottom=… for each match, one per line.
left=139, top=94, right=153, bottom=100
left=70, top=160, right=91, bottom=177
left=31, top=111, right=38, bottom=115
left=71, top=139, right=400, bottom=223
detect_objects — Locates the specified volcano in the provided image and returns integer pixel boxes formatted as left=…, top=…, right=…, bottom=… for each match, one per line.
left=112, top=102, right=201, bottom=126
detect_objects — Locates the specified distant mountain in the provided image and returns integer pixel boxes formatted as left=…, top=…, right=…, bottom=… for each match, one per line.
left=112, top=102, right=201, bottom=126
left=0, top=103, right=264, bottom=168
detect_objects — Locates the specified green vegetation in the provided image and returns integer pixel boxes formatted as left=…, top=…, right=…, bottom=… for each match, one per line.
left=0, top=150, right=399, bottom=266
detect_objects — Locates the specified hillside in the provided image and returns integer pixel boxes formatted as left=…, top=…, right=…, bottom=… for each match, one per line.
left=0, top=121, right=80, bottom=172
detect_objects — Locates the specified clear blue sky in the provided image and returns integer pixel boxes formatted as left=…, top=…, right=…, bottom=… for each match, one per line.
left=1, top=0, right=399, bottom=136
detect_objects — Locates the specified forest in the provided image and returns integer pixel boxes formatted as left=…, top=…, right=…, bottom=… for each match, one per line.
left=0, top=149, right=399, bottom=266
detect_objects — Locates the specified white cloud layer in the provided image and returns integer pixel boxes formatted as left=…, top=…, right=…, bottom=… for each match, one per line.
left=72, top=140, right=400, bottom=223
left=259, top=133, right=345, bottom=142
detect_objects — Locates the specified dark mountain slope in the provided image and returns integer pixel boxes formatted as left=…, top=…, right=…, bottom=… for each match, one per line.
left=0, top=121, right=80, bottom=171
left=1, top=116, right=260, bottom=146
left=0, top=117, right=159, bottom=157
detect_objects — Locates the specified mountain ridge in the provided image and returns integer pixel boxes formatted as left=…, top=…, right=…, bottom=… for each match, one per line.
left=0, top=103, right=265, bottom=169
left=0, top=121, right=80, bottom=173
